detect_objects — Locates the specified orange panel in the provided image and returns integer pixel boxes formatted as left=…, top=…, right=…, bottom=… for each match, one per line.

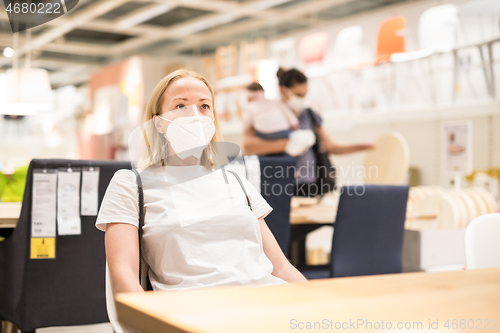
left=376, top=16, right=406, bottom=64
left=299, top=32, right=329, bottom=64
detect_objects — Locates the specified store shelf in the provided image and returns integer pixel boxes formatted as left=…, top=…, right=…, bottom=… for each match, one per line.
left=219, top=100, right=500, bottom=136
left=214, top=74, right=253, bottom=91
left=322, top=100, right=500, bottom=130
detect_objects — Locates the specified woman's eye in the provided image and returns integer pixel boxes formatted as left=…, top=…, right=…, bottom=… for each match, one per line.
left=175, top=104, right=186, bottom=109
left=201, top=104, right=211, bottom=109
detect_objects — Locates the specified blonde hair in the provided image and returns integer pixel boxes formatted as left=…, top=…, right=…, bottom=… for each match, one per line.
left=136, top=69, right=225, bottom=169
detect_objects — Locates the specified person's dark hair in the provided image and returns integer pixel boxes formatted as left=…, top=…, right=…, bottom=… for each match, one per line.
left=277, top=67, right=307, bottom=88
left=247, top=82, right=264, bottom=91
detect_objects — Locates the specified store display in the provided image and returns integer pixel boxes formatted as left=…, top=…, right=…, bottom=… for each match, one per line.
left=407, top=185, right=498, bottom=230
left=240, top=39, right=266, bottom=77
left=215, top=43, right=239, bottom=80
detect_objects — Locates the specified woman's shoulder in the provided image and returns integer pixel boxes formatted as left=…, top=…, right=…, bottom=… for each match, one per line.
left=299, top=108, right=323, bottom=125
left=110, top=169, right=137, bottom=186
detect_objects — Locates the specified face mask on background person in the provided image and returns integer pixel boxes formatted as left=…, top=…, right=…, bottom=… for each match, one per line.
left=157, top=113, right=215, bottom=160
left=286, top=90, right=307, bottom=115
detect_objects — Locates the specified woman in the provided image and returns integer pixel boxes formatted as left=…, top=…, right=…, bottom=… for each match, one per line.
left=244, top=68, right=374, bottom=197
left=97, top=69, right=306, bottom=294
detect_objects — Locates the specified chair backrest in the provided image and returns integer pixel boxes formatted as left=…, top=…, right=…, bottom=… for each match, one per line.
left=258, top=155, right=296, bottom=257
left=299, top=32, right=329, bottom=64
left=419, top=4, right=458, bottom=52
left=376, top=16, right=406, bottom=64
left=330, top=185, right=409, bottom=277
left=331, top=26, right=363, bottom=68
left=364, top=132, right=410, bottom=185
left=0, top=159, right=131, bottom=331
left=465, top=213, right=500, bottom=269
left=458, top=0, right=500, bottom=44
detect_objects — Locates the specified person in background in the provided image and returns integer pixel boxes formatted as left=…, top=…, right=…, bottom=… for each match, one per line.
left=244, top=82, right=298, bottom=140
left=244, top=68, right=374, bottom=197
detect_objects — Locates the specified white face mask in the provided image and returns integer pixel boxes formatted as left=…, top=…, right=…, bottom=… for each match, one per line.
left=158, top=115, right=215, bottom=160
left=287, top=92, right=306, bottom=115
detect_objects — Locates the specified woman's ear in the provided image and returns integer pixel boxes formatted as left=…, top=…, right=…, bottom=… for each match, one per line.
left=153, top=115, right=166, bottom=134
left=280, top=86, right=289, bottom=102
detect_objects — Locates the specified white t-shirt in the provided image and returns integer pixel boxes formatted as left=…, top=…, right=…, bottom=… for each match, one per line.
left=96, top=164, right=286, bottom=291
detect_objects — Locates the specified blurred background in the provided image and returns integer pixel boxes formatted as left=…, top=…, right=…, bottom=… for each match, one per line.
left=1, top=0, right=499, bottom=189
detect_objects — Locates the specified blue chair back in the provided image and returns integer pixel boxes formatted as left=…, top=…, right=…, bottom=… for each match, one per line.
left=258, top=156, right=296, bottom=257
left=331, top=185, right=409, bottom=277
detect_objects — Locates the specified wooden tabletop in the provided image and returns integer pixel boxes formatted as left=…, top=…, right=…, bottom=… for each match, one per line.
left=0, top=202, right=21, bottom=228
left=115, top=268, right=500, bottom=333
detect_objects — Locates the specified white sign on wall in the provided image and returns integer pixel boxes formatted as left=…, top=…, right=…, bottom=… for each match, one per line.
left=442, top=121, right=472, bottom=176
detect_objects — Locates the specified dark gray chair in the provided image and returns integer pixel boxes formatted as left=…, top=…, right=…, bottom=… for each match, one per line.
left=301, top=185, right=409, bottom=279
left=258, top=156, right=296, bottom=257
left=0, top=159, right=131, bottom=332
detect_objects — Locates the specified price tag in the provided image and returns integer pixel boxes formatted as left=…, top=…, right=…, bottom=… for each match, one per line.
left=57, top=167, right=81, bottom=235
left=81, top=167, right=100, bottom=216
left=31, top=169, right=57, bottom=238
left=30, top=237, right=56, bottom=259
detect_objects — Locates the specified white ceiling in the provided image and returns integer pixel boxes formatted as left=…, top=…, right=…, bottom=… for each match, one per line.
left=0, top=0, right=415, bottom=88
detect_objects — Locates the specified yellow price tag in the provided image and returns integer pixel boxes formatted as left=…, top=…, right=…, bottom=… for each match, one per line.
left=30, top=237, right=56, bottom=259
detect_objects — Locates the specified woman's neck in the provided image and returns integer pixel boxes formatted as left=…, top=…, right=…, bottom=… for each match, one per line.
left=165, top=145, right=202, bottom=166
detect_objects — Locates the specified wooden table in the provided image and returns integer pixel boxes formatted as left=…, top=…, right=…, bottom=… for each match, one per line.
left=0, top=202, right=21, bottom=229
left=116, top=268, right=500, bottom=333
left=290, top=201, right=438, bottom=225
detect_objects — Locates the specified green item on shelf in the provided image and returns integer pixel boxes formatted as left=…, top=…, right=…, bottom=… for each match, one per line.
left=0, top=165, right=29, bottom=202
left=0, top=171, right=7, bottom=195
left=0, top=236, right=5, bottom=242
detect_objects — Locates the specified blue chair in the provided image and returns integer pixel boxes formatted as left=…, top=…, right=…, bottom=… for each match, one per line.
left=258, top=156, right=296, bottom=258
left=302, top=185, right=409, bottom=279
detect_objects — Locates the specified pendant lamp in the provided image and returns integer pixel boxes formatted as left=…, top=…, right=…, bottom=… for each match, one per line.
left=0, top=28, right=53, bottom=116
left=0, top=68, right=53, bottom=115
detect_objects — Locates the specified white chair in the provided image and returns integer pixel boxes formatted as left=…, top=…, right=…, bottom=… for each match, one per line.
left=390, top=5, right=459, bottom=105
left=458, top=0, right=500, bottom=45
left=305, top=26, right=364, bottom=78
left=465, top=213, right=500, bottom=269
left=305, top=26, right=366, bottom=112
left=457, top=0, right=500, bottom=100
left=391, top=4, right=459, bottom=63
left=106, top=258, right=149, bottom=333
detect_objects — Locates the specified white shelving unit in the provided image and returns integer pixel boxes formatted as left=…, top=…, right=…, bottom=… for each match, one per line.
left=322, top=100, right=500, bottom=131
left=219, top=100, right=500, bottom=136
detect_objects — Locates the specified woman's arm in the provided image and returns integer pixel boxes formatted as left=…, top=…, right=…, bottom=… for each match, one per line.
left=259, top=217, right=308, bottom=283
left=316, top=126, right=374, bottom=155
left=243, top=128, right=288, bottom=155
left=105, top=223, right=145, bottom=294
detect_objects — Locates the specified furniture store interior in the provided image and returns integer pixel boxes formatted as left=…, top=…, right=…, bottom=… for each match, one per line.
left=0, top=0, right=499, bottom=332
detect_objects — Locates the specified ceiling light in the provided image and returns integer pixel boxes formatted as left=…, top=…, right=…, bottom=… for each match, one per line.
left=3, top=47, right=14, bottom=58
left=0, top=69, right=54, bottom=115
